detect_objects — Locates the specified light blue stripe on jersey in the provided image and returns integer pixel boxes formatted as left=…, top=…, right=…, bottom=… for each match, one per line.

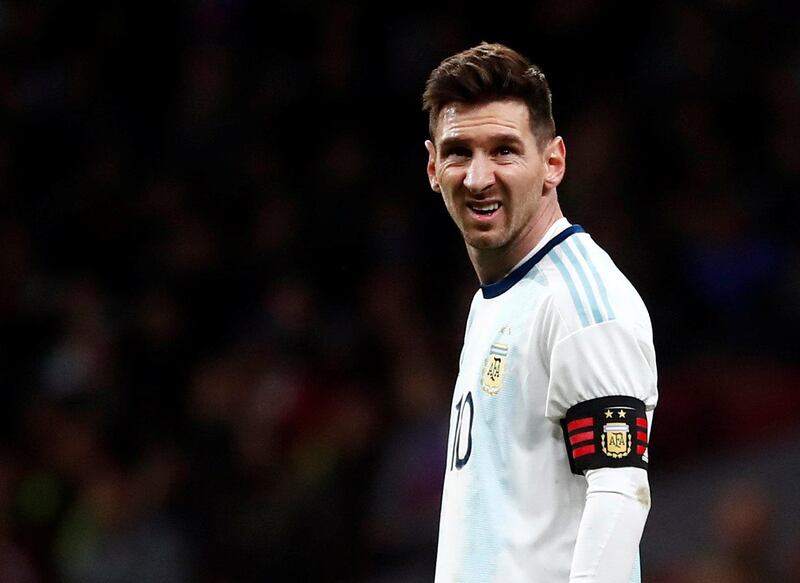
left=562, top=240, right=603, bottom=324
left=628, top=550, right=641, bottom=583
left=462, top=389, right=513, bottom=581
left=550, top=249, right=590, bottom=327
left=573, top=236, right=616, bottom=320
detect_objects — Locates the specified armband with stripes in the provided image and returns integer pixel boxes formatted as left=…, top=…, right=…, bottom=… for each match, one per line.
left=560, top=396, right=649, bottom=475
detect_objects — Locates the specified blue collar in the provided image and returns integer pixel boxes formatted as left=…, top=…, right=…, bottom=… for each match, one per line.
left=480, top=224, right=585, bottom=299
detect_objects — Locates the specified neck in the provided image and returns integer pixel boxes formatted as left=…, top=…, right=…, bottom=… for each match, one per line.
left=469, top=201, right=564, bottom=285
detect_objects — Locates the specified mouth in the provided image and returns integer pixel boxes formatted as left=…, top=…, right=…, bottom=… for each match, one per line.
left=467, top=201, right=502, bottom=219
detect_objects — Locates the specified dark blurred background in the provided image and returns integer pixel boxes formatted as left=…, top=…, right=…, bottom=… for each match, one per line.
left=1, top=1, right=799, bottom=582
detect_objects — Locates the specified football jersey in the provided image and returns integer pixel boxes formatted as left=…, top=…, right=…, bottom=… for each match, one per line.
left=434, top=218, right=658, bottom=583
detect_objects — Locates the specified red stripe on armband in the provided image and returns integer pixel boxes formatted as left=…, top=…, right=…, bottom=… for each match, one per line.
left=572, top=444, right=596, bottom=459
left=636, top=417, right=647, bottom=428
left=636, top=445, right=647, bottom=455
left=569, top=430, right=594, bottom=445
left=566, top=417, right=593, bottom=432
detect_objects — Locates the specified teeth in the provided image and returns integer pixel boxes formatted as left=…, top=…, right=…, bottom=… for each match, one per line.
left=472, top=202, right=500, bottom=212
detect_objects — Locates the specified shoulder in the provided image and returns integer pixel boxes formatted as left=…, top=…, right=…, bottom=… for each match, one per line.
left=536, top=231, right=651, bottom=340
left=538, top=234, right=658, bottom=418
left=462, top=287, right=486, bottom=338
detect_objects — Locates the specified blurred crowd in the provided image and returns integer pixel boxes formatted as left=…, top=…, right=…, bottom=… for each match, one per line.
left=0, top=1, right=799, bottom=581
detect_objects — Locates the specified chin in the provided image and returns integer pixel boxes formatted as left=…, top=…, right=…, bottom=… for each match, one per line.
left=465, top=232, right=506, bottom=250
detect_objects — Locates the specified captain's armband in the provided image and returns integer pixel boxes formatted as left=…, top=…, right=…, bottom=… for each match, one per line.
left=560, top=396, right=649, bottom=475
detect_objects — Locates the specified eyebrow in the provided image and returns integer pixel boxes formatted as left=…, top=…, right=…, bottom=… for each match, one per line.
left=438, top=133, right=524, bottom=149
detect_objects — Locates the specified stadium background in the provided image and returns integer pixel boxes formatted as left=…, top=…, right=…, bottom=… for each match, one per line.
left=1, top=1, right=799, bottom=581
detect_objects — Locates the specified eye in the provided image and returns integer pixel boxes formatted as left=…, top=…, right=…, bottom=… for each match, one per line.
left=444, top=146, right=471, bottom=159
left=495, top=145, right=516, bottom=157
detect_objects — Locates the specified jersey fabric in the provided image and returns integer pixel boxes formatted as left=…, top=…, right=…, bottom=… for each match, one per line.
left=434, top=218, right=658, bottom=583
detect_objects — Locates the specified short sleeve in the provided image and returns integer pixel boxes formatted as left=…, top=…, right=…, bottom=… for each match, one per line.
left=544, top=319, right=658, bottom=420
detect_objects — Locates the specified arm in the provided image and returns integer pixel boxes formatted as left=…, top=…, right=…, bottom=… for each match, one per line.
left=544, top=319, right=657, bottom=582
left=569, top=467, right=650, bottom=583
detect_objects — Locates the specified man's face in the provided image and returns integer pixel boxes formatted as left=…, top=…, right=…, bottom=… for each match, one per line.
left=426, top=99, right=560, bottom=258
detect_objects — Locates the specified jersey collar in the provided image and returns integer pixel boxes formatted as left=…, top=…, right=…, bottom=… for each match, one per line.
left=480, top=224, right=585, bottom=299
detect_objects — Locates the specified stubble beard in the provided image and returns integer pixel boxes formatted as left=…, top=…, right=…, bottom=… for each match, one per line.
left=462, top=207, right=541, bottom=266
left=463, top=228, right=508, bottom=251
left=462, top=222, right=519, bottom=268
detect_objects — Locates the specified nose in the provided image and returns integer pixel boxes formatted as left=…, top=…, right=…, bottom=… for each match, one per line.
left=463, top=153, right=495, bottom=194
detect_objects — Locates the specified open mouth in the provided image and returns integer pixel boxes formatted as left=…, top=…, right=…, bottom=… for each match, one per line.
left=468, top=202, right=501, bottom=217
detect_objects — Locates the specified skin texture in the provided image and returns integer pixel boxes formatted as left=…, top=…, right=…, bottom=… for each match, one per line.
left=426, top=99, right=566, bottom=284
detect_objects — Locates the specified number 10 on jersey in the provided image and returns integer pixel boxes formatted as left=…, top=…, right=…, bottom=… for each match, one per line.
left=451, top=391, right=474, bottom=470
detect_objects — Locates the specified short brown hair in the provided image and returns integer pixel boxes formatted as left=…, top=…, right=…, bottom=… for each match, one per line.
left=422, top=42, right=555, bottom=149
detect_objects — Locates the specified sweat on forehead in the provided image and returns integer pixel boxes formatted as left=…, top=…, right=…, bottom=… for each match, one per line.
left=433, top=100, right=533, bottom=144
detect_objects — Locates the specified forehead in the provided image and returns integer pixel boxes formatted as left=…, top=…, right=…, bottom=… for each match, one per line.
left=435, top=99, right=533, bottom=144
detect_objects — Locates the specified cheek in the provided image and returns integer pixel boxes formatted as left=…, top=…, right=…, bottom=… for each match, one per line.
left=438, top=164, right=463, bottom=185
left=438, top=175, right=460, bottom=207
left=441, top=192, right=459, bottom=219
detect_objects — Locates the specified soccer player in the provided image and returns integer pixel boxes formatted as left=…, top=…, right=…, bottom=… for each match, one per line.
left=423, top=43, right=658, bottom=582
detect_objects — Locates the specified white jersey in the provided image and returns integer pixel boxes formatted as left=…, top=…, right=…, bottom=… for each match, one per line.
left=435, top=218, right=658, bottom=583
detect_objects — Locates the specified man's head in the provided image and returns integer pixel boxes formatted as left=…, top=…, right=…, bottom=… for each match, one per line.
left=423, top=42, right=555, bottom=151
left=422, top=43, right=565, bottom=284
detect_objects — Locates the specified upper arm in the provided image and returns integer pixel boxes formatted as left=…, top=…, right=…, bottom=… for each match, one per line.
left=544, top=317, right=657, bottom=476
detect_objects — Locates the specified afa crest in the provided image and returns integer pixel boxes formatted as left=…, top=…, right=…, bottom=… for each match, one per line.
left=601, top=408, right=633, bottom=458
left=481, top=342, right=508, bottom=396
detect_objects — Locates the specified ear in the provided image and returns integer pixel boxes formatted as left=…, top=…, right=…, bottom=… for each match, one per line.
left=543, top=136, right=566, bottom=189
left=425, top=140, right=440, bottom=192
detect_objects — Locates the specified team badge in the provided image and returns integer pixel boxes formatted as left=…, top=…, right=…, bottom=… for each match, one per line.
left=481, top=342, right=508, bottom=395
left=601, top=413, right=632, bottom=458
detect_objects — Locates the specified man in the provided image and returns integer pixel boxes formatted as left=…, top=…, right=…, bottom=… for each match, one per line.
left=423, top=43, right=657, bottom=582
